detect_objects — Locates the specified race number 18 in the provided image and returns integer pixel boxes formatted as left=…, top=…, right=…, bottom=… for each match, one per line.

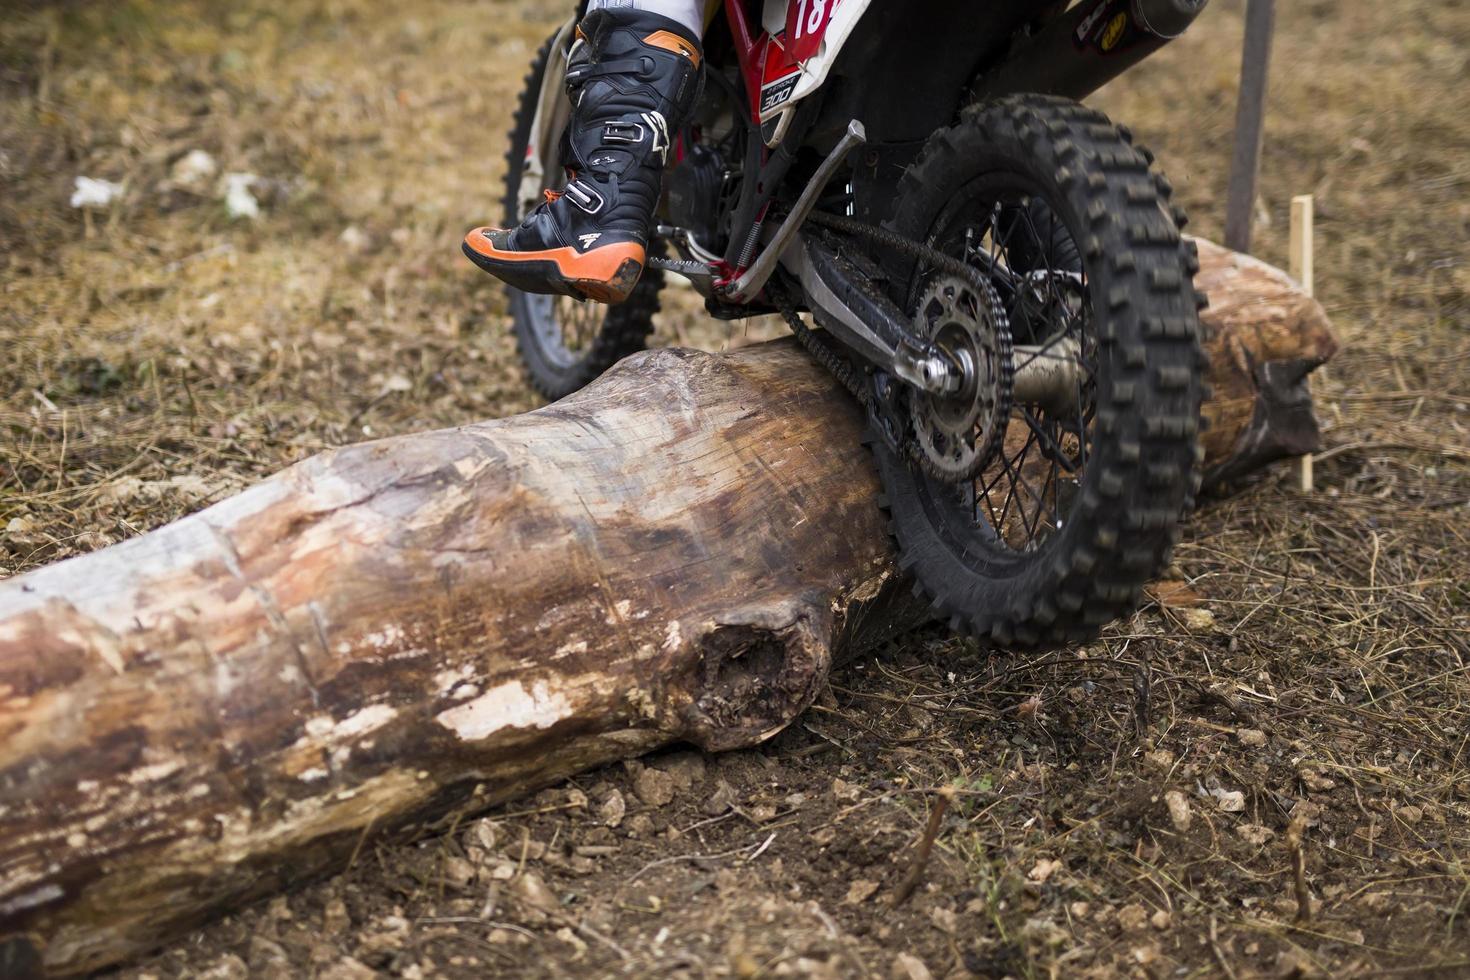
left=793, top=0, right=827, bottom=39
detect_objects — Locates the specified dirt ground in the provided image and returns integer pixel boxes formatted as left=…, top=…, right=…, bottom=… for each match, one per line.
left=3, top=0, right=1468, bottom=976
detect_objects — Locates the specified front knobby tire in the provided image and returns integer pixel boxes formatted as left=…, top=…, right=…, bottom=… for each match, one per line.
left=501, top=30, right=662, bottom=401
left=875, top=94, right=1208, bottom=651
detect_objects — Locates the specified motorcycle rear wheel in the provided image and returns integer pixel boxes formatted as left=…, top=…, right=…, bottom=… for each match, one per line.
left=874, top=94, right=1207, bottom=650
left=500, top=30, right=662, bottom=401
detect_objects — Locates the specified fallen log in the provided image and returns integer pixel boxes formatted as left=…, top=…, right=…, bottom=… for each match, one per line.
left=0, top=238, right=1334, bottom=975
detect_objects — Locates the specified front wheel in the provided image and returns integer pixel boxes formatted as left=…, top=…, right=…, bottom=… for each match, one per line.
left=876, top=94, right=1207, bottom=650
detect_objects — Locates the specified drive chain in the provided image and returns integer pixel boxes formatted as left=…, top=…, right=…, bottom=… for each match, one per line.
left=767, top=210, right=1014, bottom=484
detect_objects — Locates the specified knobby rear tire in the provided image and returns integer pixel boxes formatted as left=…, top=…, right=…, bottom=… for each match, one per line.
left=875, top=94, right=1208, bottom=651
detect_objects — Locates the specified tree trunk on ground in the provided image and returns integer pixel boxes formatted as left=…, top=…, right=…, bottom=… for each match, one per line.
left=0, top=239, right=1334, bottom=976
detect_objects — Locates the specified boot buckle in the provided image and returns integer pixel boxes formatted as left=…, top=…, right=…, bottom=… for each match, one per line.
left=563, top=180, right=605, bottom=215
left=602, top=121, right=646, bottom=145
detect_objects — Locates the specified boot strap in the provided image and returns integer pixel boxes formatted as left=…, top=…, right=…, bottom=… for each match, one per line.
left=581, top=57, right=657, bottom=80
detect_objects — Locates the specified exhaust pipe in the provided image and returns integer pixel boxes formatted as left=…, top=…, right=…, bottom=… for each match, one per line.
left=970, top=0, right=1210, bottom=102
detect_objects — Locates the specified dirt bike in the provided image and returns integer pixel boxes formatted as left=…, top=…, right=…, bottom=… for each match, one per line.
left=500, top=0, right=1210, bottom=650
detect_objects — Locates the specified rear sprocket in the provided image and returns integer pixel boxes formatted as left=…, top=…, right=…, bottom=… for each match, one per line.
left=908, top=274, right=1012, bottom=482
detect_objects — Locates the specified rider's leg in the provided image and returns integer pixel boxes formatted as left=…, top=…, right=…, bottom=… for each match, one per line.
left=462, top=4, right=705, bottom=304
left=589, top=0, right=705, bottom=37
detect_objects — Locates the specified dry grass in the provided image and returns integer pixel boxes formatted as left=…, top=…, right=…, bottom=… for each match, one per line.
left=2, top=0, right=1468, bottom=976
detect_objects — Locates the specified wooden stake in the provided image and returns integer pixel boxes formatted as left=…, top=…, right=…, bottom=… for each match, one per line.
left=1290, top=194, right=1316, bottom=492
left=1289, top=195, right=1315, bottom=298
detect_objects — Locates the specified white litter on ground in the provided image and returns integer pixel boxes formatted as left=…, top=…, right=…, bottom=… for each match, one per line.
left=221, top=172, right=261, bottom=220
left=170, top=149, right=218, bottom=191
left=70, top=176, right=124, bottom=209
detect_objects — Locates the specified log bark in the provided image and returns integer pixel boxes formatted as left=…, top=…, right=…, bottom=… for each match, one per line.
left=0, top=239, right=1333, bottom=975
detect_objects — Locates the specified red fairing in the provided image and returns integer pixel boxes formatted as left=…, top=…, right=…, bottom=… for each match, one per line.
left=783, top=0, right=840, bottom=62
left=722, top=0, right=765, bottom=123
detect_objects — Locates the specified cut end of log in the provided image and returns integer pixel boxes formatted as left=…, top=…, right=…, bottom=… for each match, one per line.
left=1193, top=237, right=1339, bottom=486
left=677, top=607, right=831, bottom=752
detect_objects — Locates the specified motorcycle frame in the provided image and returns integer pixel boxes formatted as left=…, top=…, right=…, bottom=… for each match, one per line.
left=710, top=0, right=862, bottom=287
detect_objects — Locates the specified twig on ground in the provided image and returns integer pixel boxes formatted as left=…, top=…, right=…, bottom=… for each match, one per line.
left=1287, top=812, right=1313, bottom=922
left=1208, top=915, right=1239, bottom=980
left=628, top=833, right=777, bottom=883
left=890, top=785, right=954, bottom=908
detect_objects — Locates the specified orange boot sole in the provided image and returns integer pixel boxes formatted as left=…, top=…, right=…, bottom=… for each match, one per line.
left=463, top=227, right=645, bottom=304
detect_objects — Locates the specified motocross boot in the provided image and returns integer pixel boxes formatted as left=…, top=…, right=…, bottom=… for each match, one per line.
left=463, top=9, right=703, bottom=304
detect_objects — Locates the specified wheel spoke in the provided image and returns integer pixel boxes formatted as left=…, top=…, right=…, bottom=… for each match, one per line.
left=1019, top=408, right=1080, bottom=474
left=933, top=182, right=1098, bottom=557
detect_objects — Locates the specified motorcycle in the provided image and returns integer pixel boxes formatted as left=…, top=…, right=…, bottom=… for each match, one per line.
left=499, top=0, right=1210, bottom=650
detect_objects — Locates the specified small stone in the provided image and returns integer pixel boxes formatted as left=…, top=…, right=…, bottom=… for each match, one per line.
left=565, top=787, right=589, bottom=810
left=1164, top=790, right=1192, bottom=832
left=599, top=789, right=627, bottom=827
left=930, top=907, right=958, bottom=934
left=319, top=957, right=378, bottom=980
left=247, top=936, right=289, bottom=970
left=843, top=879, right=880, bottom=905
left=356, top=914, right=410, bottom=956
left=554, top=926, right=588, bottom=953
left=515, top=871, right=559, bottom=913
left=1150, top=909, right=1171, bottom=930
left=1397, top=805, right=1424, bottom=824
left=1203, top=785, right=1246, bottom=812
left=471, top=818, right=498, bottom=851
left=831, top=778, right=861, bottom=801
left=322, top=897, right=350, bottom=936
left=1069, top=901, right=1091, bottom=920
left=1275, top=948, right=1325, bottom=978
left=634, top=767, right=677, bottom=808
left=703, top=779, right=737, bottom=816
left=1117, top=903, right=1150, bottom=933
left=748, top=803, right=779, bottom=823
left=657, top=751, right=706, bottom=791
left=1143, top=749, right=1176, bottom=772
left=442, top=856, right=477, bottom=890
left=514, top=837, right=546, bottom=860
left=199, top=954, right=248, bottom=980
left=1236, top=823, right=1275, bottom=846
left=1299, top=768, right=1337, bottom=792
left=1019, top=916, right=1066, bottom=947
left=1236, top=728, right=1268, bottom=747
left=1027, top=858, right=1063, bottom=883
left=338, top=225, right=372, bottom=253
left=1289, top=799, right=1322, bottom=828
left=732, top=951, right=763, bottom=978
left=626, top=813, right=656, bottom=837
left=1178, top=608, right=1216, bottom=632
left=891, top=952, right=934, bottom=980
